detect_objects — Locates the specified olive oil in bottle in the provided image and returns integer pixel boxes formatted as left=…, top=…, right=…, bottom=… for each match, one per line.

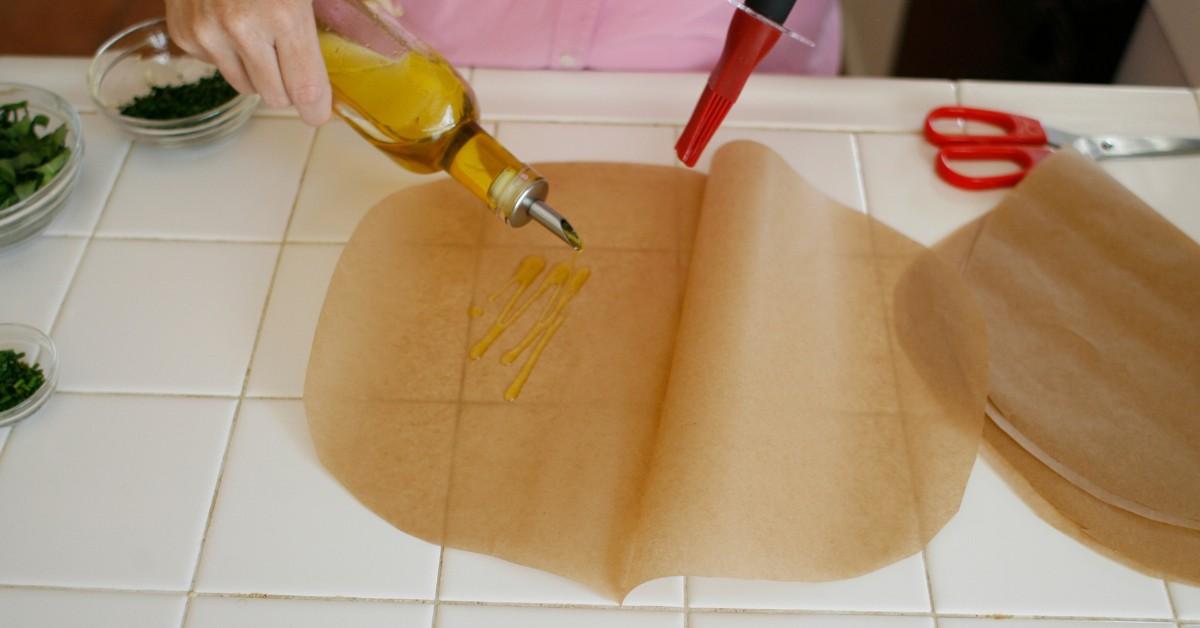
left=314, top=1, right=581, bottom=249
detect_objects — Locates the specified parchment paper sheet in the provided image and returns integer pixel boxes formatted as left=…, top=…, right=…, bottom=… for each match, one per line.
left=934, top=151, right=1200, bottom=583
left=305, top=141, right=989, bottom=599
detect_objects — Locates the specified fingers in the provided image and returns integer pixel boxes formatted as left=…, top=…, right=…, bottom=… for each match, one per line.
left=198, top=33, right=256, bottom=94
left=164, top=0, right=332, bottom=124
left=274, top=13, right=332, bottom=125
left=236, top=36, right=292, bottom=109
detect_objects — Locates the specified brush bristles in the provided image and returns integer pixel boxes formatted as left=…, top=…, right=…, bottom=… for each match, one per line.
left=676, top=87, right=734, bottom=167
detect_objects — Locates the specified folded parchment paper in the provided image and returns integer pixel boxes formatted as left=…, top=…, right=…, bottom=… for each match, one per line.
left=305, top=141, right=989, bottom=598
left=935, top=151, right=1200, bottom=583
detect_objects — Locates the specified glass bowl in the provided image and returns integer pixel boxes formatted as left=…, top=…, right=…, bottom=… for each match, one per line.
left=0, top=83, right=84, bottom=250
left=0, top=323, right=58, bottom=428
left=89, top=17, right=259, bottom=146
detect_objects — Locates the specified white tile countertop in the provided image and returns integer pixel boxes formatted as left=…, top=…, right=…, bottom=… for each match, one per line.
left=1, top=56, right=1200, bottom=628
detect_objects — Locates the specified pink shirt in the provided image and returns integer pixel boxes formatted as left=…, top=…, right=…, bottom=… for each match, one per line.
left=393, top=0, right=841, bottom=75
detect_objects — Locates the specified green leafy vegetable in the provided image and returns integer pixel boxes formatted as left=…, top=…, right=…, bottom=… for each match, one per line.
left=119, top=71, right=239, bottom=120
left=0, top=101, right=72, bottom=211
left=0, top=349, right=46, bottom=412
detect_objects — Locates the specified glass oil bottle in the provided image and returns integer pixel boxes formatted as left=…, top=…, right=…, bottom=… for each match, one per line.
left=313, top=0, right=581, bottom=249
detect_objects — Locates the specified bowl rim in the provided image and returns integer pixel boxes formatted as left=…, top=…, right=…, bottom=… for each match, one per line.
left=89, top=16, right=258, bottom=128
left=0, top=82, right=85, bottom=220
left=0, top=322, right=58, bottom=428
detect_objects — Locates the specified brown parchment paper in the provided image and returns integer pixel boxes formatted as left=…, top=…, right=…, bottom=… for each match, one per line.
left=304, top=141, right=989, bottom=599
left=983, top=421, right=1200, bottom=585
left=934, top=150, right=1200, bottom=583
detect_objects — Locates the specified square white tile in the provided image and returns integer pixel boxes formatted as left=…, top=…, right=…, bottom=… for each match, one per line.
left=690, top=614, right=934, bottom=628
left=287, top=121, right=432, bottom=243
left=727, top=76, right=955, bottom=132
left=436, top=605, right=684, bottom=628
left=246, top=244, right=342, bottom=398
left=0, top=588, right=186, bottom=628
left=473, top=69, right=706, bottom=124
left=439, top=549, right=683, bottom=607
left=627, top=577, right=685, bottom=607
left=856, top=133, right=1005, bottom=247
left=194, top=400, right=441, bottom=598
left=939, top=621, right=1170, bottom=628
left=1173, top=582, right=1200, bottom=620
left=690, top=129, right=863, bottom=211
left=44, top=115, right=132, bottom=236
left=497, top=122, right=677, bottom=166
left=52, top=239, right=277, bottom=394
left=924, top=457, right=1173, bottom=618
left=186, top=596, right=432, bottom=628
left=689, top=553, right=930, bottom=612
left=0, top=56, right=95, bottom=112
left=0, top=236, right=86, bottom=330
left=958, top=82, right=1200, bottom=136
left=0, top=394, right=234, bottom=589
left=1103, top=156, right=1200, bottom=243
left=98, top=118, right=314, bottom=241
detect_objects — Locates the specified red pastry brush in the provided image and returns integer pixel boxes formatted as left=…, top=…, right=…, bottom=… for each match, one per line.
left=676, top=0, right=811, bottom=167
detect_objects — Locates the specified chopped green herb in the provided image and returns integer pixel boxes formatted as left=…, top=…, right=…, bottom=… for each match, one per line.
left=0, top=101, right=71, bottom=211
left=0, top=349, right=46, bottom=412
left=119, top=71, right=239, bottom=120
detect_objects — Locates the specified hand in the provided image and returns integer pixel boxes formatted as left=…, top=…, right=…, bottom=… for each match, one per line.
left=165, top=0, right=332, bottom=125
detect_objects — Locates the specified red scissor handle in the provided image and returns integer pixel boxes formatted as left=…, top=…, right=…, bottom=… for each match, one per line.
left=935, top=145, right=1055, bottom=190
left=924, top=106, right=1048, bottom=146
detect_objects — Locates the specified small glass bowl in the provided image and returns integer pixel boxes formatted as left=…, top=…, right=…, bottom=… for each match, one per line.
left=89, top=17, right=259, bottom=146
left=0, top=83, right=84, bottom=250
left=0, top=324, right=58, bottom=428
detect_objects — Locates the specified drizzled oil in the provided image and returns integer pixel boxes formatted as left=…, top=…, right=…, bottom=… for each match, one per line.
left=468, top=254, right=590, bottom=400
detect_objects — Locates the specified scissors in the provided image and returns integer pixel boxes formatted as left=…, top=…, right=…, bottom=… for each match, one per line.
left=923, top=106, right=1200, bottom=190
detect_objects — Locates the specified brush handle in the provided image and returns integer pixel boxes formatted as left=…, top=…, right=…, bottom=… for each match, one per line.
left=743, top=0, right=799, bottom=25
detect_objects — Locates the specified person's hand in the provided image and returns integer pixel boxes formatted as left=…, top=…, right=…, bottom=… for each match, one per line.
left=165, top=0, right=332, bottom=125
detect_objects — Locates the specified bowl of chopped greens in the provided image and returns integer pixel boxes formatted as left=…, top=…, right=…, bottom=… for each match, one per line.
left=89, top=17, right=259, bottom=146
left=0, top=323, right=57, bottom=428
left=0, top=83, right=84, bottom=249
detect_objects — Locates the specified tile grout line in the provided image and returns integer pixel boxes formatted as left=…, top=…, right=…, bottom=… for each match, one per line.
left=176, top=126, right=319, bottom=628
left=88, top=234, right=284, bottom=244
left=429, top=164, right=493, bottom=628
left=853, top=129, right=942, bottom=628
left=923, top=82, right=956, bottom=628
left=683, top=576, right=691, bottom=628
left=0, top=583, right=187, bottom=596
left=1164, top=579, right=1183, bottom=628
left=0, top=142, right=135, bottom=473
left=43, top=233, right=704, bottom=253
left=0, top=580, right=1186, bottom=622
left=477, top=117, right=931, bottom=134
left=51, top=389, right=245, bottom=400
left=40, top=233, right=339, bottom=246
left=46, top=146, right=134, bottom=338
left=921, top=551, right=939, bottom=628
left=849, top=133, right=871, bottom=219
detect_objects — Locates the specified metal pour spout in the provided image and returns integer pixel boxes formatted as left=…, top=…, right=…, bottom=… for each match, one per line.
left=527, top=200, right=583, bottom=250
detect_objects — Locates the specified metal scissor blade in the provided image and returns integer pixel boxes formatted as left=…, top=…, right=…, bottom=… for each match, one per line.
left=1070, top=135, right=1200, bottom=161
left=1043, top=126, right=1082, bottom=150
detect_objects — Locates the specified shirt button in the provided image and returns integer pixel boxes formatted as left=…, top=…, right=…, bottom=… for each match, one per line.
left=558, top=53, right=578, bottom=68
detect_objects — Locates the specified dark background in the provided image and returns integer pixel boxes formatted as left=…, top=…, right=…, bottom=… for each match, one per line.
left=894, top=0, right=1145, bottom=83
left=1, top=0, right=162, bottom=56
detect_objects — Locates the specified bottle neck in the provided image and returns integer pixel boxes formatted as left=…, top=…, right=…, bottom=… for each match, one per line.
left=443, top=122, right=547, bottom=224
